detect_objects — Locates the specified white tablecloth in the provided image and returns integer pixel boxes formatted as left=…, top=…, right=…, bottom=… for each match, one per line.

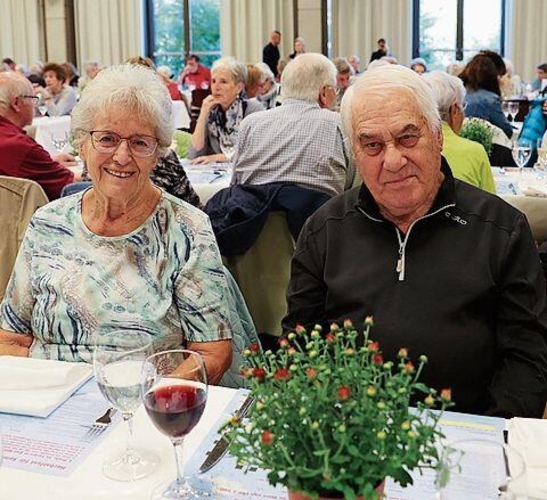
left=0, top=385, right=235, bottom=500
left=171, top=101, right=190, bottom=130
left=184, top=162, right=231, bottom=204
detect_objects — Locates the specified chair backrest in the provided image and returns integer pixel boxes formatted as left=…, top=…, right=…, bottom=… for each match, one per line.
left=503, top=195, right=547, bottom=243
left=0, top=176, right=49, bottom=300
left=223, top=212, right=295, bottom=336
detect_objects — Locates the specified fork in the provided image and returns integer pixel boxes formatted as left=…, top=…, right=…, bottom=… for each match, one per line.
left=86, top=407, right=117, bottom=437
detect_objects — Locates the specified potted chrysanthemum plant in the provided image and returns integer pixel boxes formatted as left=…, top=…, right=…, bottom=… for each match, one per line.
left=223, top=318, right=453, bottom=500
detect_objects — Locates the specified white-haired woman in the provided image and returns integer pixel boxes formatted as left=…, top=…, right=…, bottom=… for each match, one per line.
left=255, top=62, right=279, bottom=109
left=0, top=64, right=257, bottom=388
left=189, top=57, right=263, bottom=164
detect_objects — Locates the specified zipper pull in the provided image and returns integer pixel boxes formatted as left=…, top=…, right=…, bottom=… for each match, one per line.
left=396, top=258, right=402, bottom=274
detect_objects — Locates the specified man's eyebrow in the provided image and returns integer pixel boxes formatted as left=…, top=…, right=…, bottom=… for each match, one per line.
left=397, top=123, right=421, bottom=134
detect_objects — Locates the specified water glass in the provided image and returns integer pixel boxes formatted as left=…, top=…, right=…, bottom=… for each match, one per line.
left=508, top=102, right=520, bottom=121
left=93, top=330, right=160, bottom=481
left=512, top=139, right=532, bottom=175
left=436, top=439, right=528, bottom=499
left=50, top=131, right=69, bottom=153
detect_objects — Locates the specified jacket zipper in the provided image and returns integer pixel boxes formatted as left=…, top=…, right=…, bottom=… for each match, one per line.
left=357, top=203, right=456, bottom=281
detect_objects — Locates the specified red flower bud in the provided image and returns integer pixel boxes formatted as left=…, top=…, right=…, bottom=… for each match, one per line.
left=306, top=367, right=318, bottom=379
left=338, top=385, right=351, bottom=401
left=398, top=347, right=409, bottom=358
left=278, top=338, right=289, bottom=349
left=372, top=353, right=384, bottom=365
left=368, top=341, right=380, bottom=352
left=252, top=367, right=266, bottom=380
left=325, top=333, right=335, bottom=343
left=404, top=361, right=415, bottom=373
left=250, top=342, right=261, bottom=354
left=440, top=388, right=452, bottom=401
left=274, top=368, right=291, bottom=381
left=295, top=324, right=306, bottom=335
left=261, top=430, right=274, bottom=446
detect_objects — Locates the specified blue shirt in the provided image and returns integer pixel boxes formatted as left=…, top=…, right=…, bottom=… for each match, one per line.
left=465, top=88, right=513, bottom=139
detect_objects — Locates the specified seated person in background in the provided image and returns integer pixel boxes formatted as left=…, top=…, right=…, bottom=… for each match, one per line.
left=410, top=57, right=427, bottom=75
left=36, top=63, right=77, bottom=116
left=178, top=54, right=211, bottom=90
left=232, top=53, right=354, bottom=198
left=500, top=58, right=522, bottom=99
left=460, top=53, right=513, bottom=139
left=531, top=63, right=547, bottom=93
left=284, top=64, right=547, bottom=417
left=78, top=60, right=101, bottom=92
left=333, top=57, right=353, bottom=111
left=289, top=37, right=306, bottom=59
left=244, top=64, right=263, bottom=99
left=347, top=54, right=361, bottom=75
left=62, top=62, right=79, bottom=88
left=0, top=72, right=78, bottom=199
left=255, top=62, right=279, bottom=110
left=156, top=65, right=185, bottom=103
left=0, top=64, right=256, bottom=387
left=188, top=57, right=263, bottom=164
left=423, top=70, right=496, bottom=193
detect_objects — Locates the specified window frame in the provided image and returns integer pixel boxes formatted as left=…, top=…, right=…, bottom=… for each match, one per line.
left=412, top=0, right=507, bottom=62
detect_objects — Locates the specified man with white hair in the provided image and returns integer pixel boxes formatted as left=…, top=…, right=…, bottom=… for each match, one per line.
left=232, top=53, right=354, bottom=197
left=423, top=70, right=496, bottom=193
left=0, top=72, right=78, bottom=199
left=284, top=64, right=547, bottom=418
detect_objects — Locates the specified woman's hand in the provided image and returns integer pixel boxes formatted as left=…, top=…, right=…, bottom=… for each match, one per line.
left=190, top=153, right=227, bottom=165
left=199, top=95, right=220, bottom=117
left=187, top=339, right=232, bottom=385
left=0, top=329, right=33, bottom=357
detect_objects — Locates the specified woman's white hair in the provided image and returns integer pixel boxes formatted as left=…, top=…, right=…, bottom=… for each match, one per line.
left=340, top=64, right=441, bottom=148
left=212, top=57, right=247, bottom=85
left=422, top=70, right=466, bottom=122
left=71, top=64, right=173, bottom=155
left=281, top=53, right=336, bottom=102
left=255, top=62, right=275, bottom=84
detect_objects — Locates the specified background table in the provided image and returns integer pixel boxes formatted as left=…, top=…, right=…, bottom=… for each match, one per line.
left=32, top=116, right=72, bottom=156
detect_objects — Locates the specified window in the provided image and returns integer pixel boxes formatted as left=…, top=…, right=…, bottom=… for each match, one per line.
left=146, top=0, right=221, bottom=78
left=413, top=0, right=506, bottom=71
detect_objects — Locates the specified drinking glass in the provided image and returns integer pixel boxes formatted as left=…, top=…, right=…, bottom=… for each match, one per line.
left=502, top=101, right=510, bottom=119
left=141, top=350, right=208, bottom=500
left=93, top=330, right=160, bottom=481
left=436, top=439, right=528, bottom=499
left=37, top=95, right=48, bottom=117
left=50, top=131, right=69, bottom=153
left=512, top=139, right=532, bottom=177
left=508, top=102, right=520, bottom=121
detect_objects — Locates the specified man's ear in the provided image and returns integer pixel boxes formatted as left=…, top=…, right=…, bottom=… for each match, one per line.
left=318, top=86, right=328, bottom=108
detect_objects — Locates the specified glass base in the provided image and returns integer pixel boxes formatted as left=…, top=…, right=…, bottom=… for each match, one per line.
left=102, top=447, right=160, bottom=482
left=152, top=477, right=213, bottom=499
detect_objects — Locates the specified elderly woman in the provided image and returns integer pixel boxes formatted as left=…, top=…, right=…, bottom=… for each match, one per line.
left=188, top=57, right=263, bottom=164
left=0, top=64, right=257, bottom=387
left=255, top=62, right=279, bottom=110
left=37, top=62, right=77, bottom=116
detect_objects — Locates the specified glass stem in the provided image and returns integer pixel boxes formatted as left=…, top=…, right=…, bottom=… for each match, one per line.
left=123, top=412, right=136, bottom=463
left=172, top=438, right=186, bottom=483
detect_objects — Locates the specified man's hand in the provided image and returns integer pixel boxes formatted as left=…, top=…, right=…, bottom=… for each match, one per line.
left=0, top=329, right=33, bottom=357
left=54, top=152, right=78, bottom=168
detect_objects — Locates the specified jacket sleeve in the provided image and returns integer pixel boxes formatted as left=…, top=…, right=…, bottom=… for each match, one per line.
left=283, top=219, right=329, bottom=333
left=489, top=213, right=547, bottom=418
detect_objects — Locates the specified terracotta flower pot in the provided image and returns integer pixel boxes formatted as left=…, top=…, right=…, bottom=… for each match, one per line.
left=288, top=479, right=386, bottom=500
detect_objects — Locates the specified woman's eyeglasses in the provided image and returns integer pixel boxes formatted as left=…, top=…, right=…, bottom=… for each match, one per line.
left=89, top=131, right=159, bottom=157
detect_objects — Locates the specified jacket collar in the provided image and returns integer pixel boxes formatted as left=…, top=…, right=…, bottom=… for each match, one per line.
left=355, top=156, right=456, bottom=222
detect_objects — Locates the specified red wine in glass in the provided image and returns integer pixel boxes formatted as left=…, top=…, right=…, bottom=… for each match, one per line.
left=144, top=384, right=206, bottom=439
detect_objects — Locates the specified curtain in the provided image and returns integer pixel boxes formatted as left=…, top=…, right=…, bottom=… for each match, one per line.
left=508, top=0, right=547, bottom=82
left=331, top=0, right=411, bottom=67
left=74, top=0, right=142, bottom=67
left=220, top=0, right=294, bottom=64
left=0, top=0, right=44, bottom=66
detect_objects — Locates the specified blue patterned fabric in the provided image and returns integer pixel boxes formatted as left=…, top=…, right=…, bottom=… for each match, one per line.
left=0, top=189, right=257, bottom=387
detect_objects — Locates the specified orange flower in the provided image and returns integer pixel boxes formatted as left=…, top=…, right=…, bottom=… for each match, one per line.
left=368, top=341, right=380, bottom=352
left=278, top=338, right=289, bottom=349
left=404, top=361, right=415, bottom=373
left=372, top=353, right=384, bottom=365
left=274, top=368, right=291, bottom=381
left=261, top=430, right=274, bottom=446
left=306, top=367, right=318, bottom=379
left=252, top=367, right=266, bottom=381
left=398, top=347, right=409, bottom=358
left=325, top=333, right=335, bottom=343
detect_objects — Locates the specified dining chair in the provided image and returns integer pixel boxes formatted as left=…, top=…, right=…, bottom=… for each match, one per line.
left=0, top=176, right=49, bottom=300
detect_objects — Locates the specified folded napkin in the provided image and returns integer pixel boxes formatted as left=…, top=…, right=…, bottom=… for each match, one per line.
left=0, top=356, right=92, bottom=417
left=520, top=185, right=547, bottom=198
left=508, top=417, right=547, bottom=498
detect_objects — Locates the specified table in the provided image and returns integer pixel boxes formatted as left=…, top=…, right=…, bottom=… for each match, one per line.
left=171, top=101, right=190, bottom=130
left=0, top=385, right=235, bottom=500
left=184, top=162, right=231, bottom=204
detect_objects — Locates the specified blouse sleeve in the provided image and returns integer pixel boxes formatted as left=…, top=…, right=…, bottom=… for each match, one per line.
left=173, top=214, right=236, bottom=343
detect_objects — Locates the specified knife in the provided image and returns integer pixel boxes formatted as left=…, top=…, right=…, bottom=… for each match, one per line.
left=199, top=394, right=254, bottom=473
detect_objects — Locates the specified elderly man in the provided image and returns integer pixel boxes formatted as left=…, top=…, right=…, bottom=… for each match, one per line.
left=423, top=70, right=496, bottom=193
left=0, top=72, right=77, bottom=199
left=284, top=64, right=547, bottom=418
left=232, top=53, right=354, bottom=197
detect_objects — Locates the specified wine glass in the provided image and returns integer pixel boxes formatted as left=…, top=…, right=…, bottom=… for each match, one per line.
left=502, top=101, right=510, bottom=119
left=535, top=138, right=547, bottom=182
left=141, top=350, right=208, bottom=500
left=37, top=95, right=48, bottom=117
left=436, top=439, right=528, bottom=499
left=50, top=131, right=69, bottom=153
left=512, top=138, right=532, bottom=178
left=508, top=102, right=520, bottom=122
left=93, top=330, right=160, bottom=481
